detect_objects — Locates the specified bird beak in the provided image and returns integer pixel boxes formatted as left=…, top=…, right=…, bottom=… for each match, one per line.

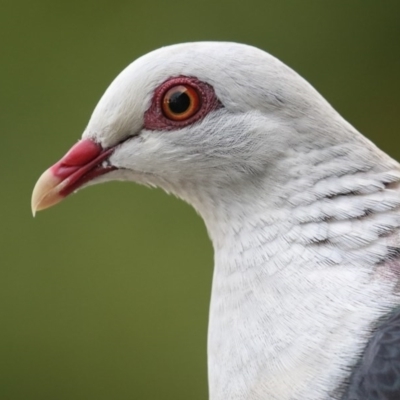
left=31, top=139, right=116, bottom=216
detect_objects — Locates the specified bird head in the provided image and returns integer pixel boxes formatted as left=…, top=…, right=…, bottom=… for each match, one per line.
left=31, top=42, right=349, bottom=217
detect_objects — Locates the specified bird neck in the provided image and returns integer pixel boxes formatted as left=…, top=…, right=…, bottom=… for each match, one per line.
left=198, top=137, right=400, bottom=261
left=194, top=139, right=400, bottom=400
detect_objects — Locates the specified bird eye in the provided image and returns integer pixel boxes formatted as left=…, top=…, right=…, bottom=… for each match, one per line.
left=162, top=85, right=200, bottom=121
left=144, top=76, right=222, bottom=131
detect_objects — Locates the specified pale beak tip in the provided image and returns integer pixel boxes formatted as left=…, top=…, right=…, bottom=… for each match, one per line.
left=31, top=169, right=64, bottom=216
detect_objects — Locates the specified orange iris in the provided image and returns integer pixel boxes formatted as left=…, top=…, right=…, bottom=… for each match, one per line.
left=162, top=85, right=200, bottom=121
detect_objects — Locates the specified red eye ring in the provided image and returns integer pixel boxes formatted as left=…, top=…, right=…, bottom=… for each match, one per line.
left=161, top=84, right=200, bottom=121
left=144, top=76, right=223, bottom=131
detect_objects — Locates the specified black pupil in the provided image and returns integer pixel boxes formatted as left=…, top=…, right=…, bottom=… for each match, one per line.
left=168, top=91, right=191, bottom=114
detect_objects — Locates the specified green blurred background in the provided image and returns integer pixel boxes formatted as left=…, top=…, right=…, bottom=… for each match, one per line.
left=1, top=1, right=399, bottom=399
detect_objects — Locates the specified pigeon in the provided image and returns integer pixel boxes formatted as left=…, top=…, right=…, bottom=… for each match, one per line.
left=32, top=42, right=400, bottom=400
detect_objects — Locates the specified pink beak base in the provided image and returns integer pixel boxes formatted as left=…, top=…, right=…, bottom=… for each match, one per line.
left=31, top=139, right=116, bottom=215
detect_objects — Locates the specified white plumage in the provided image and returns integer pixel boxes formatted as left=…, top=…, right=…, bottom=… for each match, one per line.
left=32, top=42, right=400, bottom=400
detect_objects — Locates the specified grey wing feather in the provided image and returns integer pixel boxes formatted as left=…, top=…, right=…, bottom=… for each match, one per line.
left=342, top=308, right=400, bottom=400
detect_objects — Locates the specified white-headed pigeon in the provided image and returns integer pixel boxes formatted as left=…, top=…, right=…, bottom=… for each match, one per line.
left=32, top=42, right=400, bottom=400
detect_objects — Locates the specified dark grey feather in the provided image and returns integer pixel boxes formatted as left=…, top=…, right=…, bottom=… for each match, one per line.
left=342, top=308, right=400, bottom=400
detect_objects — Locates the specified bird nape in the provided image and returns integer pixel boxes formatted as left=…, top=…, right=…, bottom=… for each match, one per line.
left=31, top=42, right=400, bottom=400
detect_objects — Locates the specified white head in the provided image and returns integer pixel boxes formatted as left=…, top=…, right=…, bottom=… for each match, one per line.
left=32, top=42, right=386, bottom=227
left=86, top=42, right=340, bottom=185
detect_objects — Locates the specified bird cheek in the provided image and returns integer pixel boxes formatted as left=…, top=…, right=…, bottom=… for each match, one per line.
left=108, top=144, right=143, bottom=171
